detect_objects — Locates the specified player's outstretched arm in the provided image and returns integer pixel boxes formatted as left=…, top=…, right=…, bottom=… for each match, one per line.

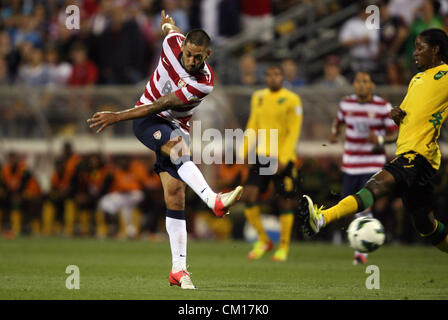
left=87, top=92, right=185, bottom=133
left=160, top=10, right=181, bottom=37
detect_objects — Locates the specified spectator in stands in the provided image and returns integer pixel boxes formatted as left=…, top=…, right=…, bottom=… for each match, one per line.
left=80, top=153, right=113, bottom=238
left=17, top=46, right=50, bottom=86
left=52, top=20, right=78, bottom=63
left=236, top=54, right=263, bottom=86
left=128, top=156, right=164, bottom=239
left=44, top=159, right=66, bottom=236
left=0, top=57, right=9, bottom=85
left=241, top=0, right=274, bottom=43
left=444, top=13, right=448, bottom=33
left=281, top=59, right=306, bottom=88
left=379, top=0, right=408, bottom=58
left=339, top=3, right=380, bottom=75
left=11, top=15, right=43, bottom=49
left=58, top=141, right=82, bottom=236
left=319, top=55, right=349, bottom=88
left=1, top=152, right=42, bottom=237
left=94, top=6, right=146, bottom=84
left=406, top=0, right=443, bottom=71
left=98, top=156, right=144, bottom=239
left=199, top=0, right=240, bottom=44
left=0, top=31, right=20, bottom=83
left=68, top=42, right=98, bottom=86
left=386, top=60, right=406, bottom=86
left=387, top=0, right=425, bottom=26
left=45, top=47, right=72, bottom=86
left=379, top=0, right=409, bottom=83
left=153, top=0, right=190, bottom=36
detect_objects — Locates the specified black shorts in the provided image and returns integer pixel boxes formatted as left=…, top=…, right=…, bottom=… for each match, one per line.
left=245, top=158, right=300, bottom=198
left=383, top=151, right=437, bottom=210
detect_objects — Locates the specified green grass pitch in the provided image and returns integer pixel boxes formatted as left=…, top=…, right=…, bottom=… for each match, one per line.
left=1, top=237, right=448, bottom=300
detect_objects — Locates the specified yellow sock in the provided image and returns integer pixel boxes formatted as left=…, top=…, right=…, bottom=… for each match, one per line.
left=95, top=210, right=108, bottom=238
left=42, top=201, right=55, bottom=236
left=11, top=210, right=22, bottom=234
left=279, top=212, right=294, bottom=251
left=79, top=210, right=90, bottom=236
left=64, top=200, right=76, bottom=237
left=244, top=205, right=270, bottom=243
left=31, top=219, right=40, bottom=235
left=133, top=209, right=141, bottom=235
left=322, top=195, right=359, bottom=226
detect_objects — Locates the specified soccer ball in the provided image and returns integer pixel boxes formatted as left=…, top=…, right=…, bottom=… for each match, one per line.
left=347, top=217, right=385, bottom=253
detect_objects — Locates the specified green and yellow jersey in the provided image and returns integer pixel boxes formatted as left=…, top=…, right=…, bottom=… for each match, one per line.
left=239, top=87, right=303, bottom=166
left=396, top=64, right=448, bottom=170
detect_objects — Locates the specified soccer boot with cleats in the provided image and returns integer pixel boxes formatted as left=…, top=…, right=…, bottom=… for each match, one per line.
left=352, top=252, right=368, bottom=265
left=212, top=186, right=243, bottom=217
left=169, top=269, right=196, bottom=290
left=248, top=240, right=274, bottom=260
left=298, top=195, right=324, bottom=237
left=271, top=248, right=288, bottom=262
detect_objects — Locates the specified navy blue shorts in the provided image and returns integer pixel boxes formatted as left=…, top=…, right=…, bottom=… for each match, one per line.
left=133, top=115, right=190, bottom=180
left=342, top=172, right=375, bottom=198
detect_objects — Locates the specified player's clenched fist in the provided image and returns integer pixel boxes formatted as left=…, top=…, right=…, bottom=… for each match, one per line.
left=390, top=106, right=406, bottom=125
left=87, top=111, right=119, bottom=133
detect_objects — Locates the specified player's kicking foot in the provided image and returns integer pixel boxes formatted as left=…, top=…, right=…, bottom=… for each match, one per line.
left=271, top=248, right=288, bottom=262
left=169, top=269, right=196, bottom=289
left=248, top=240, right=273, bottom=260
left=212, top=186, right=243, bottom=217
left=298, top=195, right=324, bottom=236
left=352, top=252, right=368, bottom=265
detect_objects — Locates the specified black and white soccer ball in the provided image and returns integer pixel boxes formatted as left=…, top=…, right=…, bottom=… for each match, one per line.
left=347, top=217, right=385, bottom=253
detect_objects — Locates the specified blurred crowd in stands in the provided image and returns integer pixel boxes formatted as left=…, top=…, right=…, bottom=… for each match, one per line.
left=0, top=0, right=446, bottom=87
left=1, top=141, right=448, bottom=245
left=1, top=0, right=448, bottom=245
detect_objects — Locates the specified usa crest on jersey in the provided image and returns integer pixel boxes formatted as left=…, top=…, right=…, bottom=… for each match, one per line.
left=153, top=130, right=162, bottom=140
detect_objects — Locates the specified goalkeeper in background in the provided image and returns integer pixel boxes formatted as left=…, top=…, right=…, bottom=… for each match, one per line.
left=239, top=64, right=303, bottom=262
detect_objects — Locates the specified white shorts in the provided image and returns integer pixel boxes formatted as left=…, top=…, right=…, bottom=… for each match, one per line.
left=98, top=190, right=144, bottom=215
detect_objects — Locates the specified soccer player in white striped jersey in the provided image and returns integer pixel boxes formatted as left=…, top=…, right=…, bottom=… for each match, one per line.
left=87, top=11, right=243, bottom=290
left=328, top=71, right=397, bottom=264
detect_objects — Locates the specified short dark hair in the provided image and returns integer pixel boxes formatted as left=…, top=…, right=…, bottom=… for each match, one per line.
left=184, top=29, right=211, bottom=48
left=352, top=71, right=372, bottom=83
left=265, top=64, right=284, bottom=75
left=419, top=28, right=448, bottom=63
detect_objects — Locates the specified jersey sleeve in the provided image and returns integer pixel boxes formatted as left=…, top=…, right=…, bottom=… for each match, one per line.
left=174, top=81, right=214, bottom=104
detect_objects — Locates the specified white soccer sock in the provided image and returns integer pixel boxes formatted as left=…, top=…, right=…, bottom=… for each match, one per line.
left=166, top=216, right=187, bottom=272
left=177, top=161, right=217, bottom=208
left=121, top=207, right=136, bottom=238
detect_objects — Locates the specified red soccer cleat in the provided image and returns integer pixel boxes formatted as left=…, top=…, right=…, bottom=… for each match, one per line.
left=212, top=186, right=243, bottom=217
left=169, top=269, right=196, bottom=289
left=353, top=252, right=368, bottom=265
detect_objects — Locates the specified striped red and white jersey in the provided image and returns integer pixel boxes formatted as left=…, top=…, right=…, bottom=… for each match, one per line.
left=135, top=31, right=214, bottom=132
left=337, top=94, right=398, bottom=175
